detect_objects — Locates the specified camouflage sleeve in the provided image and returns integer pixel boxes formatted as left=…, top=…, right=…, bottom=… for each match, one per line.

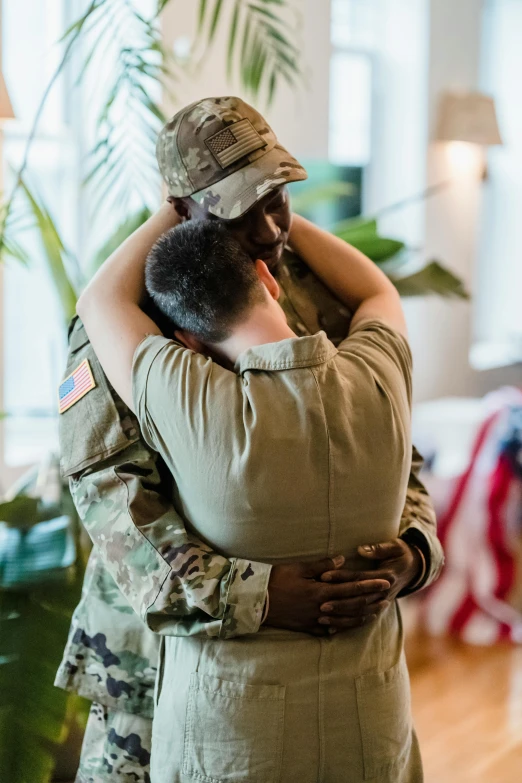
left=70, top=440, right=271, bottom=639
left=60, top=317, right=270, bottom=640
left=397, top=446, right=444, bottom=595
left=277, top=249, right=444, bottom=594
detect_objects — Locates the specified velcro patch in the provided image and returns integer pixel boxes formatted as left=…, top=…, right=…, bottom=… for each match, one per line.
left=58, top=359, right=96, bottom=414
left=205, top=119, right=266, bottom=169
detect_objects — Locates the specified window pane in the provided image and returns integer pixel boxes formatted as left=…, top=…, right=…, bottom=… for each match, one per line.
left=329, top=52, right=372, bottom=166
left=3, top=0, right=65, bottom=131
left=474, top=0, right=522, bottom=358
left=331, top=0, right=380, bottom=50
left=2, top=0, right=72, bottom=466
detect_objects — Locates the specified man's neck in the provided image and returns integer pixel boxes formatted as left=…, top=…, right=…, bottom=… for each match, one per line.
left=215, top=304, right=297, bottom=365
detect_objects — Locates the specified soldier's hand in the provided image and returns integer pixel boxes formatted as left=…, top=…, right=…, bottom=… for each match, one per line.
left=317, top=539, right=422, bottom=628
left=265, top=557, right=391, bottom=636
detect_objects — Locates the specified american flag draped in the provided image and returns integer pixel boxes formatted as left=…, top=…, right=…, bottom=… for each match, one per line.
left=422, top=388, right=522, bottom=644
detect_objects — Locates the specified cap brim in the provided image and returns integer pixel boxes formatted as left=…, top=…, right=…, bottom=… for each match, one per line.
left=191, top=146, right=308, bottom=220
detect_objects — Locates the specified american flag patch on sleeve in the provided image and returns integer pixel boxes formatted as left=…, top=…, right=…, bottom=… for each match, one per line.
left=58, top=359, right=96, bottom=414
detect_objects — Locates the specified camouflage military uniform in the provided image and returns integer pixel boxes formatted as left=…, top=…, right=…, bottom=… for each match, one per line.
left=56, top=96, right=443, bottom=783
left=56, top=315, right=273, bottom=783
left=76, top=702, right=153, bottom=783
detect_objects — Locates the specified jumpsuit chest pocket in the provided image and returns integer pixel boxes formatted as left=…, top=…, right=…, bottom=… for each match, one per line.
left=182, top=673, right=286, bottom=783
left=355, top=656, right=413, bottom=781
left=59, top=322, right=140, bottom=478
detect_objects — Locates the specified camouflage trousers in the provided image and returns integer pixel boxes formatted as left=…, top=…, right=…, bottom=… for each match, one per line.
left=75, top=703, right=152, bottom=783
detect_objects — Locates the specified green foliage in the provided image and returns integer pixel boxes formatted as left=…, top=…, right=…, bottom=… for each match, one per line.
left=290, top=182, right=356, bottom=214
left=61, top=0, right=301, bottom=218
left=196, top=0, right=301, bottom=104
left=336, top=219, right=406, bottom=264
left=330, top=215, right=468, bottom=298
left=68, top=0, right=173, bottom=218
left=0, top=572, right=89, bottom=783
left=19, top=181, right=80, bottom=325
left=0, top=465, right=90, bottom=782
left=0, top=496, right=39, bottom=529
left=198, top=0, right=300, bottom=104
left=0, top=460, right=88, bottom=781
left=0, top=198, right=33, bottom=266
left=0, top=494, right=66, bottom=530
left=0, top=0, right=302, bottom=321
left=392, top=261, right=470, bottom=299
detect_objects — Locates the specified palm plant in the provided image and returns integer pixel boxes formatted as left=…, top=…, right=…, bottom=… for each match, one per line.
left=0, top=0, right=466, bottom=318
left=0, top=461, right=89, bottom=783
left=290, top=181, right=468, bottom=300
left=333, top=216, right=468, bottom=299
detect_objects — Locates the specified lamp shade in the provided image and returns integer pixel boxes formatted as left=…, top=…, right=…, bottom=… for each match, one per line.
left=0, top=68, right=14, bottom=120
left=436, top=92, right=502, bottom=146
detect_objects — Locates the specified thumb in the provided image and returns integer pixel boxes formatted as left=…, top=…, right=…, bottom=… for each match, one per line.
left=303, top=555, right=345, bottom=578
left=358, top=540, right=404, bottom=561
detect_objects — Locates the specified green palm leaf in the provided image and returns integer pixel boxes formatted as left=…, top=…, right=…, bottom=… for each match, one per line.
left=391, top=261, right=470, bottom=299
left=19, top=181, right=79, bottom=325
left=331, top=212, right=467, bottom=296
left=352, top=236, right=405, bottom=264
left=62, top=0, right=175, bottom=219
left=209, top=0, right=225, bottom=42
left=291, top=182, right=356, bottom=213
left=333, top=219, right=405, bottom=264
left=0, top=469, right=90, bottom=783
left=196, top=0, right=301, bottom=105
left=227, top=1, right=242, bottom=78
left=197, top=0, right=209, bottom=30
left=0, top=199, right=32, bottom=266
left=0, top=574, right=89, bottom=783
left=5, top=0, right=302, bottom=291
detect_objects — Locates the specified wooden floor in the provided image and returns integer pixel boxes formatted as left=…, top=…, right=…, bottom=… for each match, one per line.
left=406, top=633, right=522, bottom=783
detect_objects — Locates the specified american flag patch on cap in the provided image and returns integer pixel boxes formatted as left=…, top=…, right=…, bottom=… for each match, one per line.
left=58, top=359, right=96, bottom=414
left=205, top=119, right=266, bottom=169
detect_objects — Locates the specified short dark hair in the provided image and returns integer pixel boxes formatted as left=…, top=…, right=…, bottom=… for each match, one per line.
left=145, top=220, right=265, bottom=343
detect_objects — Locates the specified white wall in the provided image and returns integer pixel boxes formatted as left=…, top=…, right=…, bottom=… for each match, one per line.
left=368, top=0, right=521, bottom=402
left=365, top=0, right=430, bottom=248
left=407, top=0, right=484, bottom=402
left=475, top=0, right=522, bottom=364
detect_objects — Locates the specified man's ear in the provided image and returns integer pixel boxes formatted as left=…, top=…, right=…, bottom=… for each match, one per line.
left=254, top=259, right=280, bottom=301
left=174, top=329, right=206, bottom=354
left=168, top=197, right=191, bottom=222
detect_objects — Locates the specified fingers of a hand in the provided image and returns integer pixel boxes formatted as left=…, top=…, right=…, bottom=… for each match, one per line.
left=319, top=579, right=391, bottom=603
left=304, top=555, right=345, bottom=578
left=320, top=568, right=387, bottom=584
left=358, top=539, right=405, bottom=560
left=319, top=598, right=390, bottom=618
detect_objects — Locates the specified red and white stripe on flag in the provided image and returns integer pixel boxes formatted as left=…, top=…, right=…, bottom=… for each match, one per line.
left=421, top=387, right=522, bottom=645
left=58, top=358, right=96, bottom=414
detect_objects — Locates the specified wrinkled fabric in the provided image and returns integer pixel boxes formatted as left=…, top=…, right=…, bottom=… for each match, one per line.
left=56, top=251, right=443, bottom=719
left=132, top=320, right=422, bottom=783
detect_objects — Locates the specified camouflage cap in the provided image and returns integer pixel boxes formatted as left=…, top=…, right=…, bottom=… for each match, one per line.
left=156, top=96, right=307, bottom=220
